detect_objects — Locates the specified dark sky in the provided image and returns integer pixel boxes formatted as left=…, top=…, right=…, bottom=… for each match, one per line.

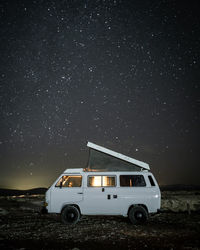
left=0, top=0, right=199, bottom=189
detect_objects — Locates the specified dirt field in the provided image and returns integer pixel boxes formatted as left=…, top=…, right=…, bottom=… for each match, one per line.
left=0, top=193, right=200, bottom=250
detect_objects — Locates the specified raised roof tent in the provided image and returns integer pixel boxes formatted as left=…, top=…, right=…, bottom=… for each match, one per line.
left=87, top=142, right=150, bottom=171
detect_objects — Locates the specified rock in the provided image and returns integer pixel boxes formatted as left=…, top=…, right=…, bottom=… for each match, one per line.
left=20, top=206, right=34, bottom=211
left=0, top=208, right=9, bottom=215
left=161, top=192, right=200, bottom=212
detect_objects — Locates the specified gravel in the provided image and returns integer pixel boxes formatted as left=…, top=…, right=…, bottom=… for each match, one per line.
left=0, top=192, right=200, bottom=249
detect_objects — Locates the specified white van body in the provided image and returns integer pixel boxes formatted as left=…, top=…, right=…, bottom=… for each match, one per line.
left=44, top=142, right=161, bottom=224
left=45, top=169, right=160, bottom=221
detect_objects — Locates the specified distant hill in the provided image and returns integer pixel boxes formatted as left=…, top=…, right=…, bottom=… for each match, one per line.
left=1, top=185, right=200, bottom=196
left=0, top=188, right=47, bottom=196
left=160, top=184, right=200, bottom=191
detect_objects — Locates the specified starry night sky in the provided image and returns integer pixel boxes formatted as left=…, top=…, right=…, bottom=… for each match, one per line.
left=0, top=0, right=199, bottom=189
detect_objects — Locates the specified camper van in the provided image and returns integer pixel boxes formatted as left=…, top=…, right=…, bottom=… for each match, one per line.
left=44, top=142, right=161, bottom=224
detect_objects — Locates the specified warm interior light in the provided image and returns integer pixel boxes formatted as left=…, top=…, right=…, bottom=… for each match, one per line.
left=92, top=176, right=101, bottom=186
left=103, top=176, right=108, bottom=186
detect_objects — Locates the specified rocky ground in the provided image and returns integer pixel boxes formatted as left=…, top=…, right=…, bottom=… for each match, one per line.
left=0, top=192, right=200, bottom=250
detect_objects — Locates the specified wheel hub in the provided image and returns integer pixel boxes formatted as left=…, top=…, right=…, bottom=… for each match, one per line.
left=136, top=212, right=143, bottom=219
left=69, top=213, right=75, bottom=218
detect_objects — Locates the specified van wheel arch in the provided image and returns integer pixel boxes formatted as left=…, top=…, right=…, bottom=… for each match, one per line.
left=61, top=204, right=81, bottom=215
left=127, top=204, right=148, bottom=215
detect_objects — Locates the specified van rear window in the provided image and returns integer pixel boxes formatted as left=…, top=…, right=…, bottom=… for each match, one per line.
left=148, top=175, right=155, bottom=186
left=120, top=175, right=146, bottom=187
left=55, top=175, right=82, bottom=187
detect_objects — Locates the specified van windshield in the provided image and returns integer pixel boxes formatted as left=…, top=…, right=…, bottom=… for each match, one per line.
left=55, top=175, right=82, bottom=187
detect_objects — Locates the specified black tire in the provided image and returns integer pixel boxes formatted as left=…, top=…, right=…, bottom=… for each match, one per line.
left=61, top=206, right=80, bottom=224
left=41, top=207, right=48, bottom=214
left=128, top=206, right=148, bottom=224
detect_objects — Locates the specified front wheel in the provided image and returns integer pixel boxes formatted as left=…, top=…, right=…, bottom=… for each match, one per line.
left=128, top=206, right=148, bottom=224
left=61, top=206, right=80, bottom=224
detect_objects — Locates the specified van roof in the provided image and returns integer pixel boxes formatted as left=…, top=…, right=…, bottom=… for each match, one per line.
left=63, top=168, right=150, bottom=174
left=87, top=142, right=150, bottom=170
left=64, top=168, right=83, bottom=174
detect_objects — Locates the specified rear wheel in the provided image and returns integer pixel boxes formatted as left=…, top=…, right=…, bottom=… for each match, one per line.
left=128, top=206, right=148, bottom=224
left=61, top=206, right=80, bottom=224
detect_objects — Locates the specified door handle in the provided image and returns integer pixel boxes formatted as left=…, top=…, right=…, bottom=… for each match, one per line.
left=77, top=192, right=83, bottom=194
left=113, top=195, right=117, bottom=199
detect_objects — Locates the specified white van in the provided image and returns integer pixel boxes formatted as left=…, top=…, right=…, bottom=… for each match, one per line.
left=44, top=142, right=161, bottom=224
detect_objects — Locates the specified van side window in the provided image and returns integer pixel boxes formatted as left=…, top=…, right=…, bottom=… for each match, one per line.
left=55, top=175, right=82, bottom=187
left=148, top=175, right=155, bottom=186
left=88, top=176, right=116, bottom=187
left=120, top=175, right=146, bottom=187
left=88, top=176, right=101, bottom=187
left=102, top=176, right=115, bottom=187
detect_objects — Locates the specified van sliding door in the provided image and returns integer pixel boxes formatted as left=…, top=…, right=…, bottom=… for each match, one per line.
left=82, top=175, right=120, bottom=215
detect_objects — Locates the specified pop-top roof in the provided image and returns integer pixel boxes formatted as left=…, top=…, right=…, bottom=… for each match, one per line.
left=87, top=142, right=150, bottom=170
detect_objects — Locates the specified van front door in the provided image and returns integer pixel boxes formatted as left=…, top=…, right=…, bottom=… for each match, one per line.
left=50, top=175, right=83, bottom=213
